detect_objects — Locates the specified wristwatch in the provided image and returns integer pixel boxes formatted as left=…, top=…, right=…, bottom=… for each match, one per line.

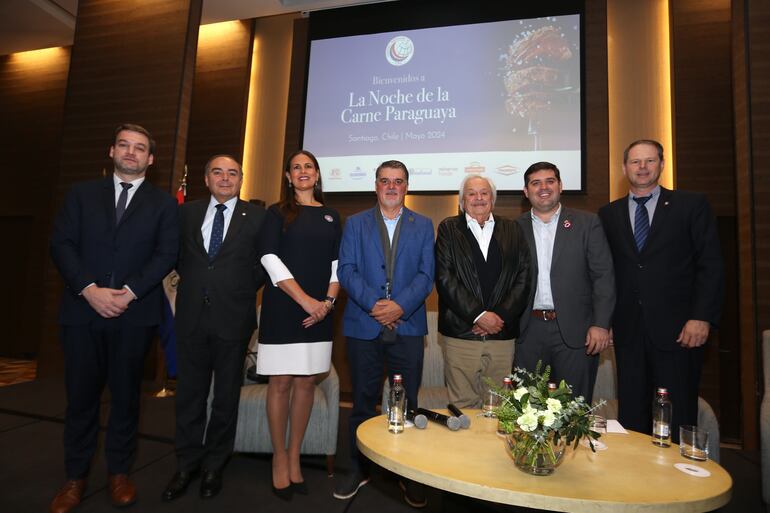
left=323, top=296, right=336, bottom=309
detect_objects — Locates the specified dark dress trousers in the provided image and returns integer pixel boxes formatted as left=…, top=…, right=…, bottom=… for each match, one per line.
left=50, top=175, right=179, bottom=478
left=598, top=187, right=723, bottom=439
left=515, top=208, right=615, bottom=403
left=173, top=198, right=266, bottom=473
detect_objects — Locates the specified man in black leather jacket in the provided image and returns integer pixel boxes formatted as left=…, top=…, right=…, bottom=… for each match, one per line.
left=435, top=175, right=531, bottom=408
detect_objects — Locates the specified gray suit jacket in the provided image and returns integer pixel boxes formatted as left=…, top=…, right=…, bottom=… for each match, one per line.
left=516, top=207, right=615, bottom=349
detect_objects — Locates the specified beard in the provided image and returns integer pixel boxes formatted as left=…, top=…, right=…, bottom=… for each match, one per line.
left=114, top=157, right=148, bottom=176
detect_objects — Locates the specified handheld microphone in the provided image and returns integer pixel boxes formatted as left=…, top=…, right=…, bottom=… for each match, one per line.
left=447, top=403, right=471, bottom=429
left=406, top=410, right=428, bottom=429
left=415, top=407, right=461, bottom=431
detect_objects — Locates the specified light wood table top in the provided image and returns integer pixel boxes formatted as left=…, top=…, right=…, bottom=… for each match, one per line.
left=357, top=410, right=732, bottom=512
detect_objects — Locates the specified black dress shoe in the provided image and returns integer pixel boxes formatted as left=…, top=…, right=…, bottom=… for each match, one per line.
left=200, top=470, right=222, bottom=499
left=291, top=481, right=309, bottom=495
left=272, top=484, right=293, bottom=501
left=162, top=470, right=198, bottom=502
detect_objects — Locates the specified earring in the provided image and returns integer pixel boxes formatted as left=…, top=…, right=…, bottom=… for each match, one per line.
left=314, top=181, right=320, bottom=189
left=287, top=181, right=293, bottom=188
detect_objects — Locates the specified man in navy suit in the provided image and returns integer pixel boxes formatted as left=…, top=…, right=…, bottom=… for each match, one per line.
left=334, top=160, right=434, bottom=506
left=598, top=139, right=723, bottom=442
left=162, top=155, right=265, bottom=501
left=50, top=124, right=178, bottom=513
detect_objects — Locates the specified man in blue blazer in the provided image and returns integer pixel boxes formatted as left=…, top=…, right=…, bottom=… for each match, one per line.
left=50, top=124, right=178, bottom=513
left=334, top=160, right=434, bottom=505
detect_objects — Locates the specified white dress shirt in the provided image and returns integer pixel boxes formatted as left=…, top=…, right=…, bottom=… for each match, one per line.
left=201, top=195, right=239, bottom=252
left=531, top=204, right=562, bottom=310
left=113, top=174, right=145, bottom=207
left=628, top=185, right=661, bottom=233
left=465, top=212, right=495, bottom=260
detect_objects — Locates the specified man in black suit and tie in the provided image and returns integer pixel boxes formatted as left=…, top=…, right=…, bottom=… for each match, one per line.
left=515, top=162, right=615, bottom=403
left=598, top=139, right=723, bottom=441
left=50, top=124, right=179, bottom=513
left=162, top=155, right=266, bottom=501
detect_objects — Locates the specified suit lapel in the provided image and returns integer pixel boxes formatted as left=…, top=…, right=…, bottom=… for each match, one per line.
left=192, top=200, right=208, bottom=252
left=617, top=196, right=638, bottom=254
left=219, top=199, right=247, bottom=253
left=117, top=179, right=147, bottom=227
left=102, top=176, right=117, bottom=227
left=551, top=208, right=570, bottom=267
left=643, top=187, right=672, bottom=252
left=364, top=208, right=385, bottom=261
left=393, top=207, right=415, bottom=264
left=519, top=213, right=539, bottom=277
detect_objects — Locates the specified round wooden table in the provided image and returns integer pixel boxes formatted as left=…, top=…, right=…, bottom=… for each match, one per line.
left=356, top=410, right=732, bottom=512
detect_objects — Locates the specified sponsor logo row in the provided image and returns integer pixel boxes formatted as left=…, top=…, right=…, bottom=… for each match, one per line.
left=328, top=162, right=521, bottom=180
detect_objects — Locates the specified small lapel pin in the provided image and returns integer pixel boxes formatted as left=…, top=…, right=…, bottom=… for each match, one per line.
left=324, top=214, right=334, bottom=223
left=664, top=201, right=669, bottom=206
left=563, top=219, right=572, bottom=229
left=242, top=212, right=246, bottom=216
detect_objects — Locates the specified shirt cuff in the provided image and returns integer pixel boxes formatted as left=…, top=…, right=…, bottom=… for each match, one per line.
left=80, top=283, right=96, bottom=295
left=329, top=260, right=339, bottom=283
left=473, top=311, right=487, bottom=324
left=123, top=285, right=138, bottom=300
left=261, top=254, right=294, bottom=286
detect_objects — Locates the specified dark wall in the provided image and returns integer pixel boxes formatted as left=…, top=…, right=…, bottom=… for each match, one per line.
left=0, top=48, right=71, bottom=358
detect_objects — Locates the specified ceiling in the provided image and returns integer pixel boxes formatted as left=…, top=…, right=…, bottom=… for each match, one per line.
left=0, top=0, right=388, bottom=56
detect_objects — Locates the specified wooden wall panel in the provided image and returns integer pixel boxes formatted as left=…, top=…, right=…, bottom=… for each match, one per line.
left=0, top=48, right=71, bottom=358
left=670, top=0, right=739, bottom=442
left=185, top=20, right=254, bottom=201
left=38, top=0, right=203, bottom=377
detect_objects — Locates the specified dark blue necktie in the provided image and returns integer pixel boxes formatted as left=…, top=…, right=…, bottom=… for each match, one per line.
left=115, top=182, right=132, bottom=224
left=208, top=204, right=227, bottom=260
left=633, top=196, right=652, bottom=251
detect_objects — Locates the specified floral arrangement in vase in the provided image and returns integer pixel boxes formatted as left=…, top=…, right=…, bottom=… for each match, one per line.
left=492, top=362, right=603, bottom=475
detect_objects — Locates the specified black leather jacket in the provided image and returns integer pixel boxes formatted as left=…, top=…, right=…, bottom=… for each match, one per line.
left=435, top=214, right=531, bottom=340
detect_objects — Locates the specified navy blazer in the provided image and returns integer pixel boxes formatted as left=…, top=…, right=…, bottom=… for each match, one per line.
left=598, top=188, right=723, bottom=349
left=50, top=175, right=179, bottom=327
left=338, top=206, right=435, bottom=339
left=174, top=198, right=266, bottom=341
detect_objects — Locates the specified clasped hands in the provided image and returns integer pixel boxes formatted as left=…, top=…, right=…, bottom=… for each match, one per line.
left=471, top=311, right=504, bottom=337
left=370, top=299, right=404, bottom=330
left=302, top=297, right=333, bottom=328
left=83, top=285, right=134, bottom=318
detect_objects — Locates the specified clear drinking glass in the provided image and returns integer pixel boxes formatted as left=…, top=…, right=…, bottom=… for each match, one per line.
left=679, top=425, right=709, bottom=461
left=482, top=386, right=498, bottom=417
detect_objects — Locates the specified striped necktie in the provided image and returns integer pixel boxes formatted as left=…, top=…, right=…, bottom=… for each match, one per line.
left=633, top=195, right=652, bottom=251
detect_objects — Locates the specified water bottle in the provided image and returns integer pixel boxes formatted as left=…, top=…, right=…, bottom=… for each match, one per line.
left=497, top=376, right=513, bottom=435
left=388, top=374, right=406, bottom=434
left=651, top=387, right=672, bottom=447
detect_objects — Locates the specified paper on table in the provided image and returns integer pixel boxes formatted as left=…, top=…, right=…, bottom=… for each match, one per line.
left=606, top=419, right=628, bottom=433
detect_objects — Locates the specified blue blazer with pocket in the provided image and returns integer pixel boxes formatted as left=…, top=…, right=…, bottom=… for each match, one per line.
left=338, top=206, right=435, bottom=340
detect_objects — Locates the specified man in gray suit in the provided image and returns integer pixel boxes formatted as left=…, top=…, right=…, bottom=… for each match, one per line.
left=514, top=162, right=615, bottom=402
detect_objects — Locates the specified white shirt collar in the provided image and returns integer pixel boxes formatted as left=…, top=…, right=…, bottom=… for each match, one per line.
left=208, top=195, right=239, bottom=211
left=465, top=212, right=495, bottom=228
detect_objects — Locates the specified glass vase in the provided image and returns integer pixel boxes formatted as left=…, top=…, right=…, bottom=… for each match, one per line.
left=506, top=431, right=566, bottom=476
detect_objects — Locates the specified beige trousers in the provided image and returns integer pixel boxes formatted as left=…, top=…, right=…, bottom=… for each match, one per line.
left=440, top=334, right=515, bottom=409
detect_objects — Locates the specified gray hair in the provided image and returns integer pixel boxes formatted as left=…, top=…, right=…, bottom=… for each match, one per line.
left=458, top=174, right=497, bottom=212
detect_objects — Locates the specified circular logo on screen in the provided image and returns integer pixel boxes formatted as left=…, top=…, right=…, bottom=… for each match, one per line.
left=385, top=36, right=414, bottom=66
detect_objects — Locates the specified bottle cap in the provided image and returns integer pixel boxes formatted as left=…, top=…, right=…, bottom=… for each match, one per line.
left=393, top=374, right=403, bottom=383
left=656, top=387, right=668, bottom=395
left=547, top=382, right=557, bottom=390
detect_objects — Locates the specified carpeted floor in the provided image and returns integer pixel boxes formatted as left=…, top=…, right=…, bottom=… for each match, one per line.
left=0, top=377, right=763, bottom=513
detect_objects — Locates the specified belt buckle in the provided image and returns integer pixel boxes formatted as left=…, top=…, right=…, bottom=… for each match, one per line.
left=542, top=310, right=549, bottom=321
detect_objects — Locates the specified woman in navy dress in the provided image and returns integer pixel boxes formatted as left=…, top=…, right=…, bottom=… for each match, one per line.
left=258, top=150, right=340, bottom=499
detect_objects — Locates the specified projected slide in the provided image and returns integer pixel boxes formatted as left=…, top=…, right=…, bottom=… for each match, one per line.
left=303, top=15, right=582, bottom=192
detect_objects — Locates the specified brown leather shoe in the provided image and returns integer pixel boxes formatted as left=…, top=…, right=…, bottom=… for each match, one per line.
left=108, top=474, right=136, bottom=508
left=50, top=479, right=85, bottom=513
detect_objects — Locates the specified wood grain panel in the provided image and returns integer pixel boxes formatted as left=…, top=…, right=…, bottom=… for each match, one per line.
left=670, top=0, right=738, bottom=442
left=0, top=48, right=71, bottom=358
left=38, top=0, right=203, bottom=377
left=185, top=20, right=254, bottom=201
